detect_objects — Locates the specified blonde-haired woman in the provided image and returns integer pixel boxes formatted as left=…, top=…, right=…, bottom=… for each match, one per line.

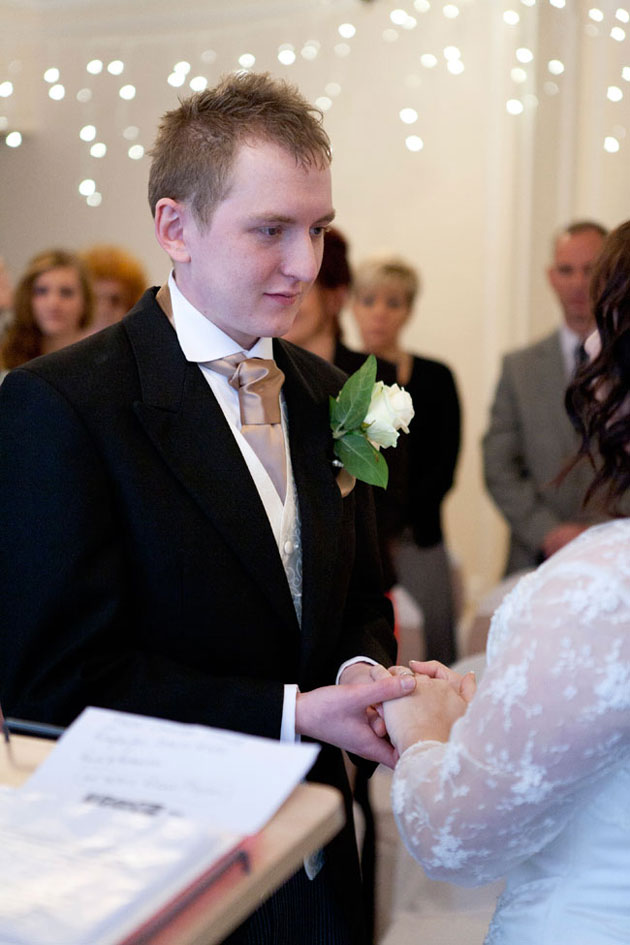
left=351, top=254, right=461, bottom=665
left=1, top=248, right=93, bottom=373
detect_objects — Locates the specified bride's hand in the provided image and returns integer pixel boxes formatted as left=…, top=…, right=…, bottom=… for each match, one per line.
left=409, top=659, right=477, bottom=704
left=370, top=664, right=472, bottom=757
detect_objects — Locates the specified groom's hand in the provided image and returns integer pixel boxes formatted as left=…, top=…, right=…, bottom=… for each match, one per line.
left=295, top=671, right=416, bottom=768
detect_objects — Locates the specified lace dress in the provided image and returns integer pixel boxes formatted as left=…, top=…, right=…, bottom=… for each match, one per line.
left=391, top=519, right=630, bottom=944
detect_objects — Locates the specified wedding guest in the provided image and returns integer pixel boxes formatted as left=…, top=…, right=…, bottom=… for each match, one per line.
left=0, top=248, right=93, bottom=373
left=81, top=243, right=147, bottom=333
left=483, top=221, right=608, bottom=575
left=0, top=72, right=414, bottom=945
left=375, top=219, right=630, bottom=944
left=351, top=255, right=461, bottom=665
left=0, top=256, right=13, bottom=339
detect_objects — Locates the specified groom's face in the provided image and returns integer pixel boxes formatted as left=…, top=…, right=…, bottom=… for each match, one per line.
left=177, top=138, right=334, bottom=350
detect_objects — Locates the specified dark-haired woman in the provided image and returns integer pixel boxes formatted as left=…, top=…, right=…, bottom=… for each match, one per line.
left=375, top=221, right=630, bottom=943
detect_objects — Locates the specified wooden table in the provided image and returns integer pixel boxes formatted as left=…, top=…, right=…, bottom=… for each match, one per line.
left=1, top=733, right=345, bottom=945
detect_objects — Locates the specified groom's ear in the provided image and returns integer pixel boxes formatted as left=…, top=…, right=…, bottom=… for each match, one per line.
left=154, top=198, right=191, bottom=264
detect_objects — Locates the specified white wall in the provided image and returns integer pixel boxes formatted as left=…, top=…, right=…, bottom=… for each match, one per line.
left=2, top=0, right=630, bottom=611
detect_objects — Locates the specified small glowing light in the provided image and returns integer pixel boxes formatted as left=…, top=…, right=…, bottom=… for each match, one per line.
left=585, top=23, right=599, bottom=36
left=189, top=76, right=207, bottom=92
left=414, top=0, right=431, bottom=11
left=79, top=178, right=96, bottom=196
left=278, top=45, right=297, bottom=65
left=503, top=10, right=520, bottom=24
left=604, top=136, right=620, bottom=152
left=201, top=49, right=217, bottom=64
left=0, top=82, right=14, bottom=98
left=174, top=60, right=190, bottom=75
left=523, top=93, right=539, bottom=108
left=48, top=84, right=65, bottom=100
left=383, top=29, right=399, bottom=42
left=613, top=124, right=627, bottom=138
left=520, top=0, right=536, bottom=7
left=5, top=131, right=22, bottom=148
left=406, top=135, right=424, bottom=151
left=334, top=43, right=351, bottom=57
left=315, top=96, right=332, bottom=112
left=548, top=59, right=565, bottom=75
left=588, top=6, right=604, bottom=19
left=506, top=98, right=524, bottom=114
left=107, top=60, right=124, bottom=76
left=420, top=53, right=438, bottom=68
left=617, top=9, right=630, bottom=23
left=86, top=192, right=102, bottom=207
left=549, top=0, right=565, bottom=7
left=443, top=4, right=459, bottom=18
left=123, top=125, right=139, bottom=140
left=325, top=82, right=341, bottom=96
left=544, top=81, right=559, bottom=95
left=611, top=26, right=626, bottom=40
left=128, top=144, right=144, bottom=160
left=80, top=125, right=96, bottom=141
left=516, top=47, right=534, bottom=63
left=402, top=15, right=418, bottom=29
left=400, top=107, right=418, bottom=124
left=391, top=9, right=408, bottom=24
left=447, top=59, right=465, bottom=75
left=511, top=67, right=528, bottom=83
left=76, top=88, right=92, bottom=103
left=90, top=142, right=107, bottom=158
left=608, top=85, right=624, bottom=101
left=167, top=72, right=186, bottom=88
left=444, top=46, right=461, bottom=60
left=623, top=66, right=630, bottom=81
left=338, top=23, right=356, bottom=38
left=238, top=53, right=256, bottom=68
left=43, top=67, right=60, bottom=83
left=86, top=59, right=103, bottom=75
left=119, top=84, right=136, bottom=100
left=301, top=42, right=319, bottom=60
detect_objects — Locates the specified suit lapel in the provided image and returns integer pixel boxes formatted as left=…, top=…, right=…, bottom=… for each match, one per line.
left=275, top=340, right=344, bottom=665
left=123, top=292, right=298, bottom=632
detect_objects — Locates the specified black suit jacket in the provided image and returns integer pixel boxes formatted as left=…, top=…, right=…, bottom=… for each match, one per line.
left=0, top=288, right=396, bottom=939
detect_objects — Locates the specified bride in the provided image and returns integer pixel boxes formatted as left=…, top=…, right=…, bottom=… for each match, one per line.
left=374, top=220, right=630, bottom=944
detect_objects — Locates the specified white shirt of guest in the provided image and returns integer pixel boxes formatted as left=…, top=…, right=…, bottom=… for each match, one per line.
left=559, top=322, right=585, bottom=379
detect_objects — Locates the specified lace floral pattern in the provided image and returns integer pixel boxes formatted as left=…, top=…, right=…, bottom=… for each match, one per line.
left=391, top=520, right=630, bottom=899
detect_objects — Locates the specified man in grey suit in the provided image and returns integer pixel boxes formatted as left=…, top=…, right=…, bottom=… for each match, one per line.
left=483, top=220, right=607, bottom=575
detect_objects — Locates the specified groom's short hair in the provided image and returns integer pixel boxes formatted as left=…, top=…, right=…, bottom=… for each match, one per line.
left=148, top=71, right=331, bottom=228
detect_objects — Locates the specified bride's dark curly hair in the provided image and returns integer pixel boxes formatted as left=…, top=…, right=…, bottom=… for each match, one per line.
left=566, top=220, right=630, bottom=512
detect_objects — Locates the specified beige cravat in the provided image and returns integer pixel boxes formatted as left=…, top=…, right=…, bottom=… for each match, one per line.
left=210, top=353, right=287, bottom=502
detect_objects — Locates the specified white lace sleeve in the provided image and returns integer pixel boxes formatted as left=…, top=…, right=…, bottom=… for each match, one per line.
left=391, top=521, right=630, bottom=886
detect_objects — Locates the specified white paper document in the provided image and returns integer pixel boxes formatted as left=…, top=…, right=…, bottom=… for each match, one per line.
left=0, top=788, right=237, bottom=945
left=0, top=707, right=321, bottom=945
left=26, top=706, right=320, bottom=834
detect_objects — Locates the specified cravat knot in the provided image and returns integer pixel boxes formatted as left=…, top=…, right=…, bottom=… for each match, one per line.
left=209, top=353, right=287, bottom=501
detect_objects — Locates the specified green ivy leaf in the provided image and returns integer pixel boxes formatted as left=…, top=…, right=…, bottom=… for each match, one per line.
left=330, top=355, right=377, bottom=435
left=334, top=430, right=389, bottom=489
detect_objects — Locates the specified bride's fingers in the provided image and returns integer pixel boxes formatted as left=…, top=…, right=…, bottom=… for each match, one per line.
left=460, top=671, right=477, bottom=703
left=409, top=659, right=450, bottom=679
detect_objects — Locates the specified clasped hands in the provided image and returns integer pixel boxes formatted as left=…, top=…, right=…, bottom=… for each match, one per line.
left=295, top=660, right=476, bottom=769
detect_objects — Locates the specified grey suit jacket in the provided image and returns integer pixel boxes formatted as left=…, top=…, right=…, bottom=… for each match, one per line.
left=482, top=330, right=604, bottom=574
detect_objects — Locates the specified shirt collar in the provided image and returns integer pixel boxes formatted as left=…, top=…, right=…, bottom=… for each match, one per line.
left=167, top=271, right=273, bottom=362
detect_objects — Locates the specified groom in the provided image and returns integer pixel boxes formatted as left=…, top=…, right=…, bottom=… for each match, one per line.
left=0, top=73, right=414, bottom=943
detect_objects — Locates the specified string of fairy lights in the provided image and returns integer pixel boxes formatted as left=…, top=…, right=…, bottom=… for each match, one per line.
left=1, top=0, right=629, bottom=207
